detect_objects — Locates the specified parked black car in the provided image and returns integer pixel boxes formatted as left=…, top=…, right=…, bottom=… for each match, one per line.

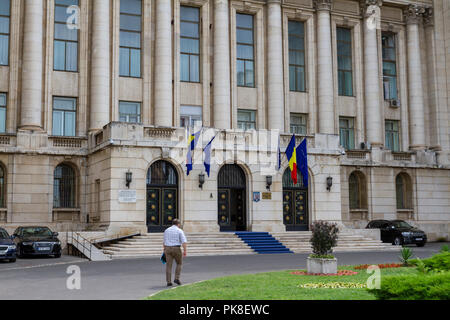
left=13, top=226, right=62, bottom=258
left=0, top=228, right=16, bottom=262
left=366, top=220, right=427, bottom=247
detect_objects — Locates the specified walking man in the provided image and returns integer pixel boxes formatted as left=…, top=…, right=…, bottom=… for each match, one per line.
left=163, top=219, right=188, bottom=286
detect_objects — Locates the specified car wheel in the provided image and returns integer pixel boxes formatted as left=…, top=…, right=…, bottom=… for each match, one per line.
left=9, top=258, right=16, bottom=263
left=393, top=237, right=403, bottom=246
left=16, top=247, right=22, bottom=258
left=54, top=253, right=61, bottom=258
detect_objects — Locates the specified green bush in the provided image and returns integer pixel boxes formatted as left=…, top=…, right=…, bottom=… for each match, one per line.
left=309, top=221, right=339, bottom=256
left=410, top=252, right=450, bottom=272
left=368, top=272, right=450, bottom=300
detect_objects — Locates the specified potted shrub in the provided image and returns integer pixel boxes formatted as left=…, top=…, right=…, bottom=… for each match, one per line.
left=307, top=221, right=340, bottom=274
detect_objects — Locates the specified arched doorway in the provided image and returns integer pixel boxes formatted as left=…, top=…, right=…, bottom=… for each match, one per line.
left=218, top=164, right=247, bottom=232
left=146, top=160, right=178, bottom=232
left=283, top=168, right=309, bottom=231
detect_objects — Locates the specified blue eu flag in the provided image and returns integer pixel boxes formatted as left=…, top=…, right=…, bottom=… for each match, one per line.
left=296, top=138, right=308, bottom=188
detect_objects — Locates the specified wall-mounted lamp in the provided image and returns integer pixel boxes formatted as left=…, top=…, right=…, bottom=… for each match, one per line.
left=199, top=173, right=205, bottom=189
left=326, top=176, right=333, bottom=192
left=266, top=176, right=273, bottom=191
left=126, top=170, right=133, bottom=189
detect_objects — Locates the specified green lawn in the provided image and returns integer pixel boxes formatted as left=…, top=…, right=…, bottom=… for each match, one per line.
left=147, top=266, right=418, bottom=300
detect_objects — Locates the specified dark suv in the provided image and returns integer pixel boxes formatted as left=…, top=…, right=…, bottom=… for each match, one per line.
left=366, top=220, right=427, bottom=247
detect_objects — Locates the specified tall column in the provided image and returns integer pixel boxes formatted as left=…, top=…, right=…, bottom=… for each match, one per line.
left=213, top=0, right=231, bottom=129
left=90, top=0, right=110, bottom=131
left=154, top=0, right=173, bottom=127
left=267, top=0, right=285, bottom=131
left=405, top=5, right=426, bottom=150
left=315, top=0, right=334, bottom=134
left=361, top=0, right=383, bottom=147
left=20, top=0, right=44, bottom=130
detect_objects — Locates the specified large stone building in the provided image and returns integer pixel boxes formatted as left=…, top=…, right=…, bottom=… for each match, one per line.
left=0, top=0, right=449, bottom=240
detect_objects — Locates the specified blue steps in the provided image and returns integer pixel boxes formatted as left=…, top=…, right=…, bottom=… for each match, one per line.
left=235, top=232, right=293, bottom=254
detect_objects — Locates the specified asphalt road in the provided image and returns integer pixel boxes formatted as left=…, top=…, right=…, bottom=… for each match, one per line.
left=0, top=242, right=447, bottom=300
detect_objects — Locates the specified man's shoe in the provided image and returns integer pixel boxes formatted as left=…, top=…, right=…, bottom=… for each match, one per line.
left=174, top=279, right=181, bottom=286
left=167, top=283, right=173, bottom=287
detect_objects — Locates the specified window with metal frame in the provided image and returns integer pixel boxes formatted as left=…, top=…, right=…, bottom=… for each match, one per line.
left=180, top=6, right=200, bottom=83
left=382, top=32, right=398, bottom=100
left=290, top=113, right=307, bottom=135
left=53, top=164, right=76, bottom=208
left=119, top=101, right=141, bottom=123
left=349, top=171, right=367, bottom=210
left=339, top=117, right=355, bottom=150
left=385, top=120, right=400, bottom=152
left=54, top=0, right=79, bottom=72
left=0, top=0, right=10, bottom=66
left=396, top=173, right=412, bottom=210
left=52, top=97, right=76, bottom=137
left=288, top=20, right=306, bottom=92
left=0, top=93, right=6, bottom=133
left=119, top=0, right=142, bottom=78
left=237, top=109, right=256, bottom=131
left=180, top=105, right=202, bottom=128
left=337, top=27, right=353, bottom=96
left=236, top=13, right=255, bottom=87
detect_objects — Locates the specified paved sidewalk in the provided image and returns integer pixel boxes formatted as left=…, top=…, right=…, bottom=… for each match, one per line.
left=0, top=242, right=447, bottom=300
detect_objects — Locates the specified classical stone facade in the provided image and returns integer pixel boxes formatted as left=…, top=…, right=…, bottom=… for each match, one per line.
left=0, top=0, right=449, bottom=240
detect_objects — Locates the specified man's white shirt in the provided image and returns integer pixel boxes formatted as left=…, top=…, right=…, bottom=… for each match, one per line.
left=164, top=225, right=188, bottom=247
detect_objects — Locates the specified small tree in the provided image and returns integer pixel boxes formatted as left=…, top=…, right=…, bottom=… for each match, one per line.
left=310, top=221, right=339, bottom=258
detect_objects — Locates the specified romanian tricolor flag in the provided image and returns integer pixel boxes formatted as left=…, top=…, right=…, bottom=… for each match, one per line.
left=285, top=134, right=298, bottom=185
left=186, top=129, right=201, bottom=176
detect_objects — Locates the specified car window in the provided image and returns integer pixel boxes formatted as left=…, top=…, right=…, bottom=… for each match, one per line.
left=0, top=229, right=9, bottom=239
left=380, top=223, right=389, bottom=229
left=22, top=227, right=53, bottom=237
left=392, top=221, right=412, bottom=228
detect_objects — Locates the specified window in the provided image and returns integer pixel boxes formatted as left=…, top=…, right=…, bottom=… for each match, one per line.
left=237, top=109, right=256, bottom=130
left=349, top=171, right=367, bottom=210
left=288, top=21, right=306, bottom=92
left=120, top=0, right=142, bottom=77
left=52, top=97, right=76, bottom=137
left=119, top=101, right=141, bottom=123
left=382, top=33, right=398, bottom=100
left=180, top=6, right=200, bottom=83
left=236, top=13, right=254, bottom=87
left=0, top=93, right=6, bottom=133
left=290, top=113, right=307, bottom=135
left=0, top=0, right=10, bottom=66
left=396, top=173, right=412, bottom=210
left=180, top=105, right=202, bottom=128
left=339, top=117, right=355, bottom=150
left=0, top=164, right=5, bottom=208
left=54, top=0, right=78, bottom=71
left=385, top=120, right=400, bottom=152
left=337, top=27, right=353, bottom=96
left=54, top=164, right=76, bottom=208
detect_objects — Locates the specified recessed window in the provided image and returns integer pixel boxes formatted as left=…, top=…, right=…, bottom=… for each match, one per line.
left=54, top=0, right=79, bottom=72
left=119, top=0, right=142, bottom=78
left=290, top=113, right=307, bottom=135
left=396, top=173, right=412, bottom=210
left=0, top=0, right=10, bottom=66
left=236, top=13, right=255, bottom=88
left=53, top=97, right=76, bottom=137
left=180, top=6, right=200, bottom=83
left=339, top=117, right=355, bottom=150
left=337, top=27, right=353, bottom=96
left=54, top=164, right=76, bottom=209
left=385, top=120, right=400, bottom=152
left=288, top=21, right=306, bottom=92
left=237, top=109, right=256, bottom=130
left=0, top=93, right=6, bottom=133
left=180, top=105, right=202, bottom=128
left=119, top=101, right=141, bottom=123
left=0, top=164, right=5, bottom=208
left=382, top=33, right=398, bottom=100
left=349, top=171, right=368, bottom=210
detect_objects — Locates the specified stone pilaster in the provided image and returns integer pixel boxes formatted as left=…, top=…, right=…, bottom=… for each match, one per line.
left=154, top=0, right=173, bottom=127
left=315, top=0, right=334, bottom=135
left=90, top=0, right=111, bottom=131
left=213, top=0, right=231, bottom=129
left=267, top=0, right=285, bottom=131
left=405, top=4, right=427, bottom=150
left=20, top=0, right=44, bottom=130
left=361, top=0, right=383, bottom=147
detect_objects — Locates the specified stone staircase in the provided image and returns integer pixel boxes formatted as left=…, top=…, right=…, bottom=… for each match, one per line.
left=102, top=232, right=255, bottom=259
left=272, top=232, right=400, bottom=253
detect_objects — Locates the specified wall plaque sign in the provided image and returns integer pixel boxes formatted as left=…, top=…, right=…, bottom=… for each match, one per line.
left=118, top=190, right=137, bottom=203
left=262, top=192, right=272, bottom=200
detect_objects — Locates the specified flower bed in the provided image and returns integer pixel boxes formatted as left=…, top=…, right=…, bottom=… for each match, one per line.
left=291, top=270, right=358, bottom=276
left=299, top=282, right=366, bottom=289
left=354, top=263, right=404, bottom=270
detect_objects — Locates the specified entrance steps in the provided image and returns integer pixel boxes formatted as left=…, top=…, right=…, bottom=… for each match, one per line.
left=236, top=232, right=293, bottom=254
left=272, top=232, right=400, bottom=253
